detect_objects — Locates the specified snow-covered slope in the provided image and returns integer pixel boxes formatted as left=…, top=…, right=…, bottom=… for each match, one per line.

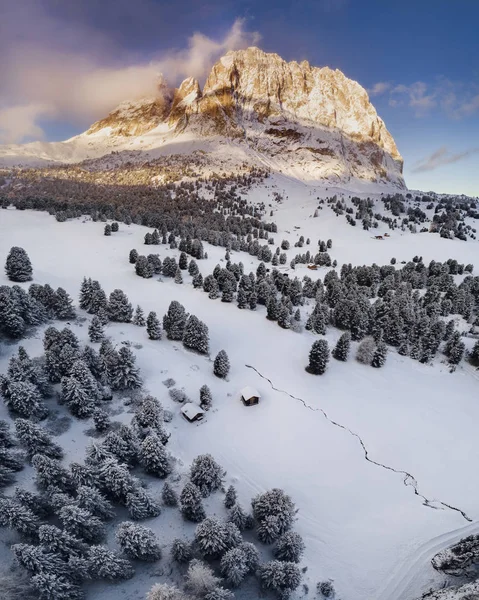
left=0, top=48, right=405, bottom=191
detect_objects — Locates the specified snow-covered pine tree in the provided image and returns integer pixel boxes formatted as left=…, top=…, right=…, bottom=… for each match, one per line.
left=140, top=434, right=172, bottom=477
left=92, top=408, right=110, bottom=432
left=2, top=380, right=48, bottom=418
left=147, top=583, right=188, bottom=600
left=108, top=289, right=133, bottom=322
left=188, top=260, right=199, bottom=276
left=220, top=547, right=248, bottom=587
left=267, top=296, right=280, bottom=321
left=163, top=301, right=188, bottom=340
left=14, top=487, right=52, bottom=518
left=126, top=487, right=161, bottom=520
left=111, top=222, right=119, bottom=232
left=110, top=346, right=142, bottom=390
left=53, top=287, right=76, bottom=320
left=70, top=462, right=96, bottom=488
left=147, top=311, right=162, bottom=340
left=59, top=504, right=106, bottom=543
left=116, top=521, right=162, bottom=561
left=87, top=545, right=134, bottom=581
left=61, top=375, right=96, bottom=418
left=88, top=316, right=104, bottom=343
left=277, top=305, right=291, bottom=329
left=32, top=454, right=75, bottom=492
left=371, top=340, right=388, bottom=368
left=104, top=224, right=112, bottom=236
left=185, top=560, right=221, bottom=597
left=31, top=572, right=84, bottom=600
left=258, top=560, right=302, bottom=597
left=0, top=497, right=40, bottom=539
left=76, top=484, right=115, bottom=520
left=252, top=488, right=295, bottom=536
left=356, top=336, right=376, bottom=365
left=183, top=315, right=209, bottom=354
left=15, top=418, right=63, bottom=459
left=332, top=331, right=351, bottom=361
left=38, top=523, right=89, bottom=560
left=469, top=339, right=479, bottom=366
left=5, top=247, right=33, bottom=282
left=224, top=485, right=237, bottom=509
left=228, top=503, right=248, bottom=531
left=306, top=339, right=330, bottom=375
left=199, top=384, right=212, bottom=411
left=162, top=482, right=178, bottom=506
left=174, top=267, right=183, bottom=284
left=129, top=249, right=138, bottom=264
left=102, top=431, right=138, bottom=466
left=190, top=454, right=224, bottom=496
left=213, top=350, right=230, bottom=378
left=12, top=542, right=67, bottom=576
left=274, top=531, right=305, bottom=562
left=193, top=272, right=204, bottom=288
left=171, top=538, right=192, bottom=563
left=180, top=482, right=206, bottom=522
left=133, top=305, right=146, bottom=326
left=238, top=541, right=260, bottom=572
left=135, top=255, right=154, bottom=278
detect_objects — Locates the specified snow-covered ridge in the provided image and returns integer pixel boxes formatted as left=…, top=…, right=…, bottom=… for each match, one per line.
left=0, top=47, right=405, bottom=190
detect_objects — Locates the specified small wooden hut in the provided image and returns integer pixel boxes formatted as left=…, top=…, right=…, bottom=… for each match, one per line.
left=240, top=386, right=261, bottom=406
left=181, top=403, right=205, bottom=423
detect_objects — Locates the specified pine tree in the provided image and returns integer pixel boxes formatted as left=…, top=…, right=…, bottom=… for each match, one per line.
left=32, top=454, right=75, bottom=492
left=163, top=300, right=188, bottom=340
left=61, top=375, right=96, bottom=418
left=274, top=531, right=305, bottom=562
left=252, top=488, right=295, bottom=536
left=306, top=339, right=330, bottom=375
left=194, top=517, right=233, bottom=559
left=188, top=260, right=199, bottom=276
left=171, top=538, right=192, bottom=563
left=277, top=305, right=291, bottom=329
left=110, top=346, right=142, bottom=390
left=147, top=583, right=188, bottom=600
left=147, top=311, right=162, bottom=340
left=469, top=339, right=479, bottom=366
left=267, top=296, right=280, bottom=321
left=96, top=457, right=137, bottom=502
left=193, top=272, right=204, bottom=288
left=228, top=503, right=248, bottom=531
left=87, top=545, right=134, bottom=581
left=356, top=336, right=376, bottom=365
left=92, top=408, right=110, bottom=432
left=129, top=249, right=138, bottom=264
left=220, top=547, right=248, bottom=587
left=76, top=485, right=115, bottom=520
left=183, top=315, right=209, bottom=354
left=190, top=454, right=224, bottom=496
left=174, top=268, right=183, bottom=284
left=2, top=380, right=48, bottom=418
left=15, top=418, right=63, bottom=459
left=31, top=572, right=85, bottom=600
left=111, top=222, right=119, bottom=232
left=59, top=505, right=106, bottom=543
left=371, top=341, right=388, bottom=368
left=53, top=288, right=76, bottom=320
left=258, top=561, right=302, bottom=597
left=200, top=384, right=212, bottom=411
left=0, top=497, right=41, bottom=539
left=12, top=542, right=67, bottom=576
left=14, top=488, right=52, bottom=518
left=180, top=482, right=206, bottom=522
left=213, top=350, right=230, bottom=378
left=5, top=247, right=33, bottom=282
left=135, top=255, right=154, bottom=278
left=116, top=521, right=162, bottom=561
left=332, top=332, right=351, bottom=361
left=88, top=316, right=104, bottom=343
left=223, top=485, right=237, bottom=509
left=140, top=434, right=172, bottom=477
left=38, top=523, right=88, bottom=558
left=162, top=482, right=178, bottom=506
left=104, top=224, right=112, bottom=236
left=108, top=289, right=133, bottom=322
left=133, top=305, right=146, bottom=326
left=126, top=487, right=161, bottom=520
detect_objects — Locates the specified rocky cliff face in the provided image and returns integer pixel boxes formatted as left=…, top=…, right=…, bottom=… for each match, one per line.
left=3, top=47, right=404, bottom=188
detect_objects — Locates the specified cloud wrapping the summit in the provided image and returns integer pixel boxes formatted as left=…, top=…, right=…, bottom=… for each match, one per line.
left=0, top=3, right=259, bottom=143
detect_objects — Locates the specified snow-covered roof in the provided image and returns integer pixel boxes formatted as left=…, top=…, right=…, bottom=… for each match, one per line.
left=181, top=403, right=205, bottom=419
left=240, top=386, right=261, bottom=400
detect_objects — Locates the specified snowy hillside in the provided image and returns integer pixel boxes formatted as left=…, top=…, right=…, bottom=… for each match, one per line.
left=0, top=174, right=479, bottom=600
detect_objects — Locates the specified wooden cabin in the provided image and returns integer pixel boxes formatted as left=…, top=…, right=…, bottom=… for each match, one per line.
left=181, top=403, right=205, bottom=423
left=240, top=386, right=261, bottom=406
left=307, top=264, right=318, bottom=270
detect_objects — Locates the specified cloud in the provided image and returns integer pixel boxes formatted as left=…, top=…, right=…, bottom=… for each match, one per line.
left=412, top=146, right=479, bottom=173
left=368, top=82, right=391, bottom=97
left=0, top=5, right=260, bottom=143
left=384, top=77, right=479, bottom=119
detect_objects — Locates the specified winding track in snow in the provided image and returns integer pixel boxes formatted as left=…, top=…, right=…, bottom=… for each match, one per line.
left=245, top=364, right=472, bottom=523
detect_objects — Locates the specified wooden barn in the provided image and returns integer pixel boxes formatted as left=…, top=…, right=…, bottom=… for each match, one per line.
left=181, top=403, right=205, bottom=423
left=240, top=386, right=261, bottom=406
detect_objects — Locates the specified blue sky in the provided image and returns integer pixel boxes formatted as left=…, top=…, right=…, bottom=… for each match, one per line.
left=0, top=0, right=478, bottom=195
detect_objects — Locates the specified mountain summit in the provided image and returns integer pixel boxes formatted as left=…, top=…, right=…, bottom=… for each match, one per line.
left=0, top=47, right=405, bottom=189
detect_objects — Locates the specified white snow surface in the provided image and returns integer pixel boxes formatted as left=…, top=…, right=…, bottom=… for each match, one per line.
left=0, top=179, right=478, bottom=600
